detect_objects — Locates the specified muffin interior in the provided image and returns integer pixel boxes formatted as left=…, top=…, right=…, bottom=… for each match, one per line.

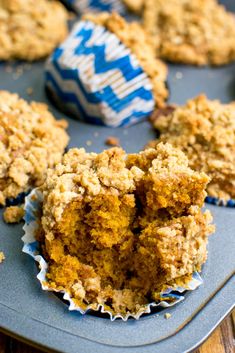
left=38, top=143, right=214, bottom=316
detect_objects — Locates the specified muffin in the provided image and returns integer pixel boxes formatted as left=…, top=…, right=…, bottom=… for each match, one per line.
left=150, top=95, right=235, bottom=203
left=144, top=0, right=235, bottom=66
left=0, top=0, right=68, bottom=61
left=30, top=143, right=214, bottom=318
left=0, top=91, right=69, bottom=206
left=45, top=12, right=168, bottom=127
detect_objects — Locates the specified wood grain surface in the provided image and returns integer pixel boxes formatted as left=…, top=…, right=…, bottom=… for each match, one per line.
left=0, top=310, right=234, bottom=353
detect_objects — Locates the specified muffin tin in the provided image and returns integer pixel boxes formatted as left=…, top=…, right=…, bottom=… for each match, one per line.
left=0, top=1, right=235, bottom=352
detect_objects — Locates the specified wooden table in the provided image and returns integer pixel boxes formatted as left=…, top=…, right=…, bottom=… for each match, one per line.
left=0, top=311, right=234, bottom=353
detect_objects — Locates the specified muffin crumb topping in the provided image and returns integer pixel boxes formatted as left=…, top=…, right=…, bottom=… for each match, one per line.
left=0, top=0, right=68, bottom=61
left=0, top=91, right=69, bottom=205
left=150, top=95, right=235, bottom=200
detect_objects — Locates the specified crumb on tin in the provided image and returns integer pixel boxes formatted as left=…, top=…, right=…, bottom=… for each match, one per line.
left=5, top=65, right=13, bottom=73
left=175, top=72, right=183, bottom=79
left=164, top=313, right=171, bottom=319
left=26, top=87, right=33, bottom=96
left=0, top=251, right=5, bottom=263
left=105, top=136, right=120, bottom=146
left=3, top=206, right=25, bottom=224
left=86, top=140, right=92, bottom=146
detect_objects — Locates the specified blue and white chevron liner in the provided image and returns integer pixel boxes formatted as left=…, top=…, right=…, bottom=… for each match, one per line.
left=63, top=0, right=125, bottom=14
left=22, top=188, right=203, bottom=321
left=205, top=196, right=235, bottom=208
left=45, top=20, right=155, bottom=127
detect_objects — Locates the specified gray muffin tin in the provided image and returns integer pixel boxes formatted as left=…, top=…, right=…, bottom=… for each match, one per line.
left=0, top=1, right=235, bottom=352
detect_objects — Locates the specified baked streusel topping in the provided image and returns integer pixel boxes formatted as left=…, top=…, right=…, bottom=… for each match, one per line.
left=0, top=91, right=69, bottom=205
left=0, top=0, right=68, bottom=61
left=144, top=0, right=235, bottom=66
left=150, top=95, right=235, bottom=200
left=37, top=143, right=214, bottom=316
left=83, top=12, right=168, bottom=108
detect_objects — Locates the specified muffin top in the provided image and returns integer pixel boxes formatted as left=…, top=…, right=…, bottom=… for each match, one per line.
left=151, top=95, right=235, bottom=200
left=83, top=12, right=168, bottom=108
left=144, top=0, right=235, bottom=65
left=0, top=0, right=68, bottom=60
left=41, top=143, right=209, bottom=228
left=37, top=143, right=214, bottom=317
left=0, top=91, right=69, bottom=205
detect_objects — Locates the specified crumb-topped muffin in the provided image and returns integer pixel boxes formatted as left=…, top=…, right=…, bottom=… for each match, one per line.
left=150, top=95, right=235, bottom=201
left=144, top=0, right=235, bottom=66
left=81, top=12, right=168, bottom=108
left=36, top=143, right=214, bottom=316
left=0, top=91, right=69, bottom=206
left=0, top=0, right=68, bottom=61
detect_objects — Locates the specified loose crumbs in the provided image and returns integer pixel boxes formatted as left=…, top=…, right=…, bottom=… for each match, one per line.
left=3, top=206, right=24, bottom=224
left=0, top=252, right=5, bottom=263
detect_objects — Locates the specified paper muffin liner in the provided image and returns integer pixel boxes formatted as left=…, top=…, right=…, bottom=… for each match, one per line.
left=205, top=196, right=235, bottom=208
left=6, top=191, right=30, bottom=207
left=62, top=0, right=125, bottom=15
left=45, top=20, right=155, bottom=127
left=22, top=188, right=203, bottom=321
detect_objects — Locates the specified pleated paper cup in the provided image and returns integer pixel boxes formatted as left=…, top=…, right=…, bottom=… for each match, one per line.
left=45, top=20, right=155, bottom=127
left=6, top=191, right=30, bottom=207
left=205, top=196, right=235, bottom=208
left=63, top=0, right=126, bottom=15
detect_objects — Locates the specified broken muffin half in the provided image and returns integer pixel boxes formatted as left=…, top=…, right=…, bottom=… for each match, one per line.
left=36, top=143, right=214, bottom=316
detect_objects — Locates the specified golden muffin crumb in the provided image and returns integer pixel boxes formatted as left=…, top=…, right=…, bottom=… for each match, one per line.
left=0, top=0, right=68, bottom=61
left=144, top=0, right=235, bottom=66
left=105, top=136, right=120, bottom=147
left=3, top=206, right=24, bottom=223
left=0, top=251, right=5, bottom=263
left=0, top=91, right=69, bottom=206
left=83, top=12, right=168, bottom=108
left=150, top=95, right=235, bottom=200
left=36, top=143, right=214, bottom=316
left=164, top=313, right=171, bottom=319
